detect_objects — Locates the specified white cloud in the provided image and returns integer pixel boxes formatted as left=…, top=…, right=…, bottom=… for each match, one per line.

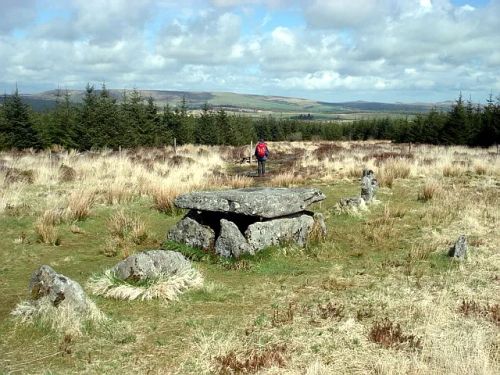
left=0, top=0, right=499, bottom=102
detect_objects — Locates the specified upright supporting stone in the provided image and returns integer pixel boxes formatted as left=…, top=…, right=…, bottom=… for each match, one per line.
left=215, top=219, right=253, bottom=258
left=167, top=216, right=215, bottom=250
left=245, top=214, right=314, bottom=251
left=448, top=235, right=468, bottom=258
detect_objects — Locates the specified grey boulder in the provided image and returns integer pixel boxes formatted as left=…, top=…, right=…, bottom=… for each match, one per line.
left=174, top=187, right=325, bottom=218
left=167, top=216, right=215, bottom=250
left=448, top=235, right=468, bottom=258
left=29, top=265, right=89, bottom=312
left=215, top=219, right=253, bottom=258
left=245, top=214, right=314, bottom=251
left=112, top=250, right=192, bottom=282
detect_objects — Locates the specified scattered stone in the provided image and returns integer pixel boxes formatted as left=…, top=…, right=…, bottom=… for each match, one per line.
left=448, top=235, right=468, bottom=258
left=88, top=250, right=203, bottom=300
left=5, top=167, right=35, bottom=185
left=336, top=169, right=378, bottom=215
left=335, top=197, right=367, bottom=214
left=112, top=249, right=193, bottom=282
left=245, top=214, right=314, bottom=251
left=59, top=164, right=77, bottom=182
left=215, top=219, right=253, bottom=258
left=28, top=265, right=88, bottom=311
left=11, top=265, right=104, bottom=333
left=361, top=169, right=378, bottom=202
left=174, top=187, right=326, bottom=218
left=167, top=216, right=215, bottom=250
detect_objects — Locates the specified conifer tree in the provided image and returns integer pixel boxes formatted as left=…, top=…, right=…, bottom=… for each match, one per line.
left=1, top=88, right=41, bottom=149
left=49, top=90, right=78, bottom=148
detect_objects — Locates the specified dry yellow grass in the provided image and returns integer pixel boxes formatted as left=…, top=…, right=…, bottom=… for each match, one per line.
left=1, top=142, right=499, bottom=375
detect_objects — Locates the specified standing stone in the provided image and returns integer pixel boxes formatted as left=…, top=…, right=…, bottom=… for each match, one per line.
left=215, top=219, right=253, bottom=258
left=448, top=235, right=468, bottom=258
left=245, top=214, right=314, bottom=251
left=167, top=216, right=215, bottom=250
left=111, top=250, right=192, bottom=282
left=29, top=265, right=89, bottom=312
left=361, top=169, right=378, bottom=202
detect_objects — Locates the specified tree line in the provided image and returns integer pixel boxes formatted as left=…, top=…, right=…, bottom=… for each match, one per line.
left=1, top=85, right=499, bottom=150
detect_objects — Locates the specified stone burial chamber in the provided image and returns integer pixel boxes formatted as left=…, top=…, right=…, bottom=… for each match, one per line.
left=167, top=187, right=327, bottom=258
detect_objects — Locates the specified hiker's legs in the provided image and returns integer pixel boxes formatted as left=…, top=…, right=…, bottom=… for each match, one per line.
left=262, top=160, right=266, bottom=175
left=258, top=160, right=263, bottom=176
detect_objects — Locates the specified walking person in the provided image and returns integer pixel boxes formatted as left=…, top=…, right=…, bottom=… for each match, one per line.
left=255, top=139, right=269, bottom=177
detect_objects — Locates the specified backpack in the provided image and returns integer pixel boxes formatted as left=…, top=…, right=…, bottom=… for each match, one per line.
left=256, top=143, right=267, bottom=158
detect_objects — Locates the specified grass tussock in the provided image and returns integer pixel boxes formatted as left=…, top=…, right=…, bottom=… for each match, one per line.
left=87, top=268, right=203, bottom=301
left=35, top=210, right=63, bottom=245
left=443, top=164, right=465, bottom=177
left=107, top=210, right=148, bottom=245
left=378, top=159, right=411, bottom=188
left=270, top=171, right=303, bottom=187
left=151, top=186, right=183, bottom=215
left=11, top=296, right=105, bottom=336
left=66, top=189, right=95, bottom=221
left=418, top=180, right=442, bottom=202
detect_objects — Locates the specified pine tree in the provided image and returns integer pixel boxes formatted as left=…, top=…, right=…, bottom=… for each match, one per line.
left=78, top=83, right=98, bottom=149
left=1, top=88, right=41, bottom=149
left=49, top=90, right=78, bottom=148
left=94, top=83, right=121, bottom=148
left=441, top=93, right=468, bottom=145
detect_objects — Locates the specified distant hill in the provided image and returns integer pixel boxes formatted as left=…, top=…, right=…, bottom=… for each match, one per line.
left=1, top=89, right=453, bottom=116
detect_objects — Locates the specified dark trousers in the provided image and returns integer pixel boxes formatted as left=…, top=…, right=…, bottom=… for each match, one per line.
left=258, top=160, right=266, bottom=176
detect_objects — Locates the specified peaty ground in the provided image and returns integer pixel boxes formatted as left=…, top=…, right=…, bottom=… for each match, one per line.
left=0, top=142, right=498, bottom=374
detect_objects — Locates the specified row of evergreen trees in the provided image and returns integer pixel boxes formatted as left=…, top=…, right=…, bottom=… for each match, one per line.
left=1, top=85, right=499, bottom=150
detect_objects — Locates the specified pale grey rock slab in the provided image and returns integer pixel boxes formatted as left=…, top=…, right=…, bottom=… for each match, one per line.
left=174, top=187, right=325, bottom=218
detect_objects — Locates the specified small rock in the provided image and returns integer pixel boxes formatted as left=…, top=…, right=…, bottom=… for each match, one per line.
left=112, top=250, right=192, bottom=282
left=167, top=216, right=215, bottom=250
left=448, top=235, right=468, bottom=258
left=215, top=219, right=253, bottom=258
left=29, top=265, right=89, bottom=312
left=337, top=197, right=367, bottom=213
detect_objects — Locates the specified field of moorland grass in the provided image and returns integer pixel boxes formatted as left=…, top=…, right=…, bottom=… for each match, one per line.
left=0, top=141, right=499, bottom=374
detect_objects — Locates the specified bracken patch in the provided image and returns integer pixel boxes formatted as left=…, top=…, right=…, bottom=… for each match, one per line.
left=215, top=344, right=287, bottom=374
left=369, top=318, right=422, bottom=351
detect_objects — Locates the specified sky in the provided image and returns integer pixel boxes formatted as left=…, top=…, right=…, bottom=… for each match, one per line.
left=0, top=0, right=499, bottom=103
